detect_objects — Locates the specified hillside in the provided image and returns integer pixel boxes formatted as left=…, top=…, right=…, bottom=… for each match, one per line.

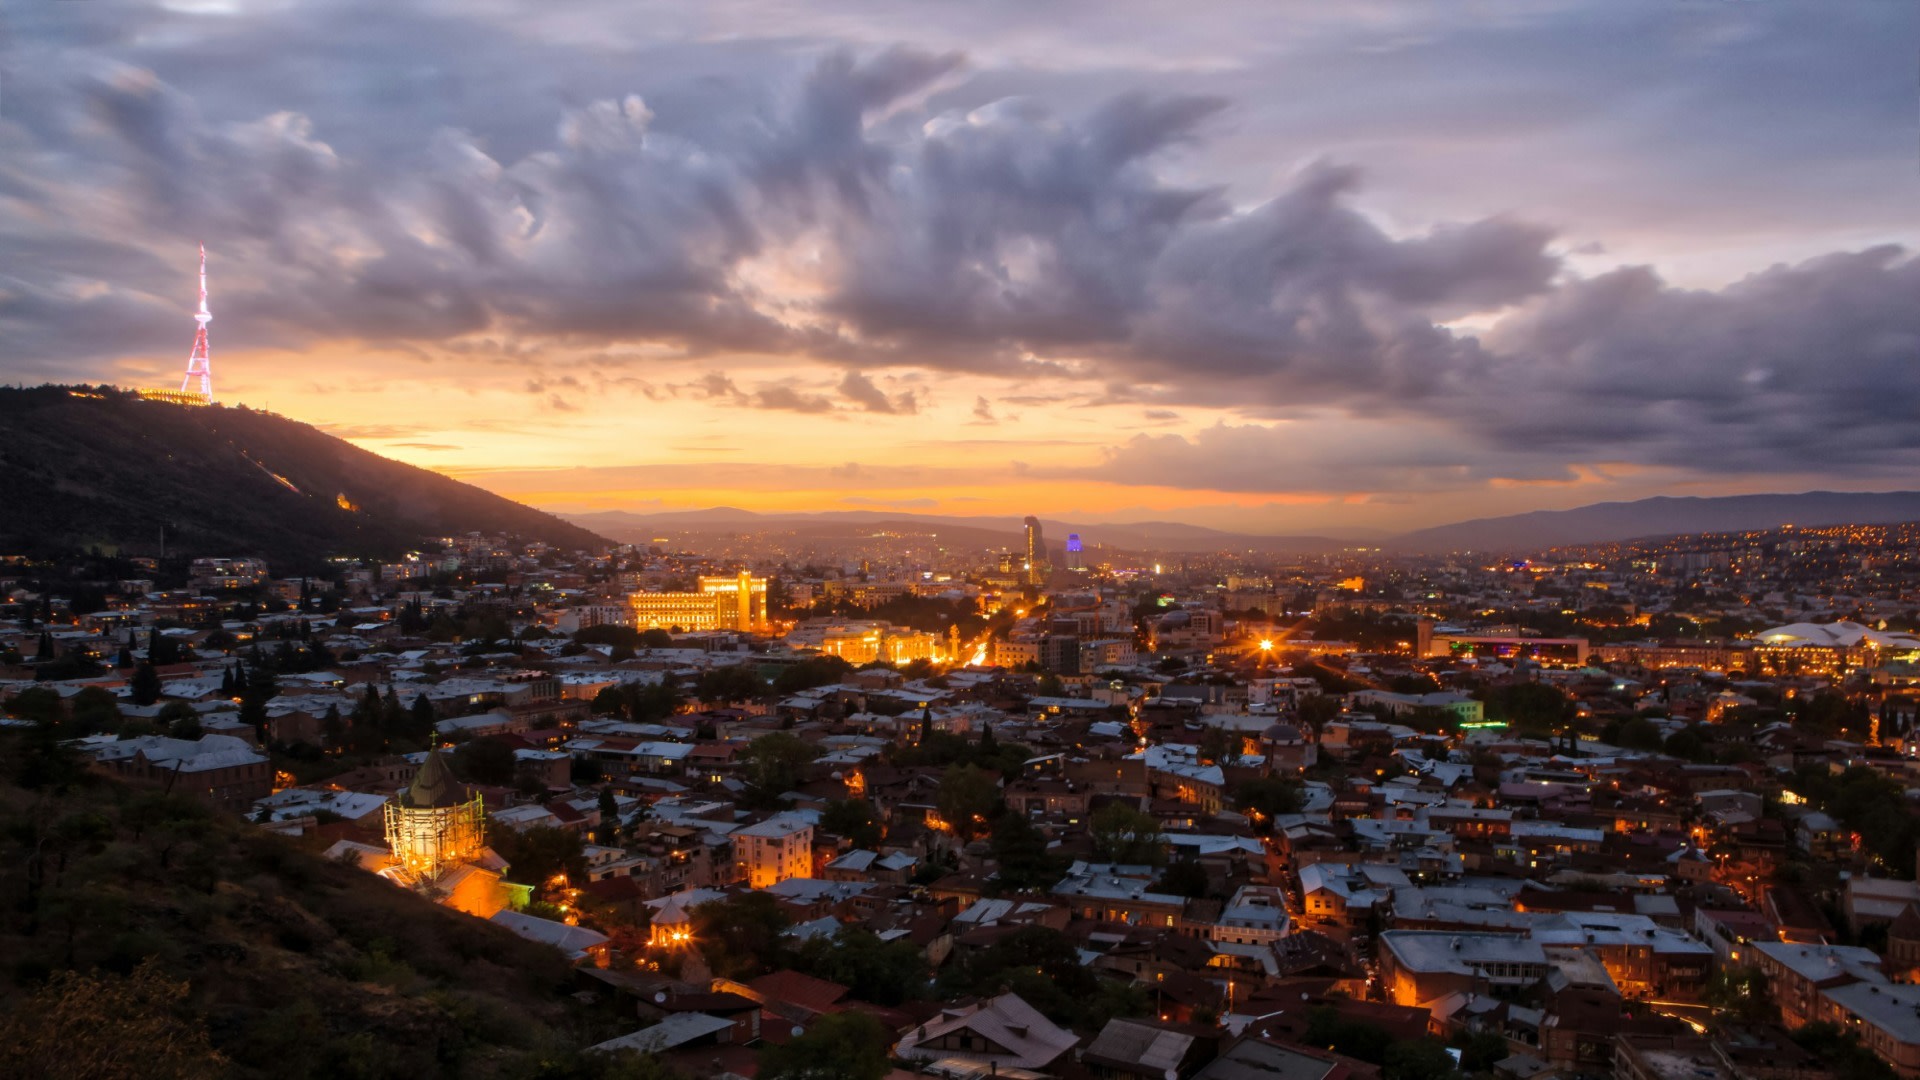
left=0, top=742, right=649, bottom=1079
left=1391, top=490, right=1920, bottom=554
left=0, top=386, right=609, bottom=568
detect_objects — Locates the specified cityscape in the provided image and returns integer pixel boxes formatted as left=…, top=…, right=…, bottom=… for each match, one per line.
left=3, top=4, right=1919, bottom=1080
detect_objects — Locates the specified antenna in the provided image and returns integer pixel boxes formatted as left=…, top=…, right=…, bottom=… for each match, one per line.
left=180, top=243, right=214, bottom=403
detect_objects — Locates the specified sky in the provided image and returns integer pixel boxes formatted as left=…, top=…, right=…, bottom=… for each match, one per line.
left=3, top=0, right=1917, bottom=537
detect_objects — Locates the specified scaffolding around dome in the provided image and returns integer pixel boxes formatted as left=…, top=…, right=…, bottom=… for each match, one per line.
left=383, top=749, right=487, bottom=884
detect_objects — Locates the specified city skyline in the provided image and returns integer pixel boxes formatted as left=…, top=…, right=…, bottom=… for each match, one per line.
left=4, top=1, right=1917, bottom=534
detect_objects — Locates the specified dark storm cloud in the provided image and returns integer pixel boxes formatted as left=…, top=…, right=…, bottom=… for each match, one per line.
left=3, top=0, right=1917, bottom=489
left=1479, top=247, right=1920, bottom=471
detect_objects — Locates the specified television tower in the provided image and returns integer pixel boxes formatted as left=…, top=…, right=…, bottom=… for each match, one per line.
left=180, top=243, right=213, bottom=402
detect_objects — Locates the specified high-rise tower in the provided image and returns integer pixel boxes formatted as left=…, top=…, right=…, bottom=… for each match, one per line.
left=180, top=244, right=213, bottom=403
left=1024, top=516, right=1049, bottom=586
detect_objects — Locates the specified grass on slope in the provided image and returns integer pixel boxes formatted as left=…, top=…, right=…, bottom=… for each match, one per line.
left=0, top=731, right=659, bottom=1080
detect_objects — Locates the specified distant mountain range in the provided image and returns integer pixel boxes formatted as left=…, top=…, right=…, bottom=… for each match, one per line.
left=0, top=386, right=608, bottom=568
left=1389, top=490, right=1920, bottom=554
left=566, top=507, right=1343, bottom=554
left=567, top=491, right=1920, bottom=558
left=13, top=384, right=1911, bottom=566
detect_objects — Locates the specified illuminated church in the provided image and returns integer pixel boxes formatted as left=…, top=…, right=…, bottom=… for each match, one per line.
left=384, top=750, right=485, bottom=879
left=374, top=749, right=512, bottom=916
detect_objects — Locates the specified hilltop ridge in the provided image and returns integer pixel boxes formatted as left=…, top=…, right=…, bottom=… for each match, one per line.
left=0, top=386, right=608, bottom=569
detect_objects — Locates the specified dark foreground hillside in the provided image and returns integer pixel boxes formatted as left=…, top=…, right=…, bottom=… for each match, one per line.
left=0, top=385, right=607, bottom=568
left=0, top=732, right=660, bottom=1080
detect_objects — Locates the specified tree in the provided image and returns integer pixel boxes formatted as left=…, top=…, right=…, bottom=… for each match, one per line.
left=757, top=1011, right=891, bottom=1080
left=936, top=764, right=1000, bottom=841
left=1791, top=1022, right=1902, bottom=1080
left=129, top=661, right=163, bottom=706
left=0, top=958, right=226, bottom=1079
left=1156, top=852, right=1210, bottom=898
left=1612, top=715, right=1666, bottom=752
left=1090, top=800, right=1165, bottom=865
left=789, top=928, right=928, bottom=1006
left=1704, top=966, right=1776, bottom=1025
left=596, top=788, right=622, bottom=846
left=1232, top=777, right=1302, bottom=826
left=989, top=812, right=1062, bottom=892
left=1297, top=694, right=1340, bottom=733
left=11, top=714, right=88, bottom=791
left=69, top=686, right=123, bottom=733
left=773, top=656, right=853, bottom=694
left=691, top=892, right=791, bottom=980
left=625, top=676, right=683, bottom=724
left=693, top=664, right=766, bottom=704
left=490, top=823, right=587, bottom=889
left=1453, top=1030, right=1512, bottom=1072
left=1197, top=724, right=1236, bottom=764
left=1381, top=1038, right=1460, bottom=1080
left=456, top=738, right=519, bottom=786
left=162, top=701, right=203, bottom=740
left=740, top=733, right=818, bottom=809
left=820, top=799, right=883, bottom=849
left=1479, top=682, right=1572, bottom=735
left=409, top=692, right=437, bottom=741
left=5, top=686, right=65, bottom=725
left=148, top=630, right=183, bottom=667
left=939, top=925, right=1140, bottom=1029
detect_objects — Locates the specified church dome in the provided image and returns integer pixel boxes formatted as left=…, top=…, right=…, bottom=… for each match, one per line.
left=405, top=749, right=467, bottom=809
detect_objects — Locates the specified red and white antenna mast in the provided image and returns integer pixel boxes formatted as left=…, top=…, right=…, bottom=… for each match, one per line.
left=180, top=243, right=213, bottom=402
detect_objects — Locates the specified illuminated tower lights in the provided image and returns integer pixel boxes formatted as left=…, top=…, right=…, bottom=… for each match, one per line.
left=181, top=243, right=214, bottom=403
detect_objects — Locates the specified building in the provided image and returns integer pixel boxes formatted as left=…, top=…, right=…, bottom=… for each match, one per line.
left=629, top=570, right=767, bottom=632
left=817, top=623, right=941, bottom=665
left=734, top=812, right=814, bottom=889
left=1024, top=516, right=1049, bottom=586
left=1813, top=981, right=1920, bottom=1077
left=1418, top=620, right=1590, bottom=664
left=383, top=749, right=488, bottom=886
left=1750, top=941, right=1885, bottom=1028
left=188, top=557, right=270, bottom=592
left=897, top=991, right=1078, bottom=1072
left=1378, top=930, right=1550, bottom=1007
left=1353, top=688, right=1486, bottom=725
left=92, top=733, right=273, bottom=813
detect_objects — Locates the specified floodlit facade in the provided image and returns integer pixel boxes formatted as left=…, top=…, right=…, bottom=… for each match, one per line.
left=734, top=812, right=814, bottom=889
left=628, top=570, right=768, bottom=632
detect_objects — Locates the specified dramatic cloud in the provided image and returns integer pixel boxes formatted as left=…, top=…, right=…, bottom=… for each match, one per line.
left=1078, top=418, right=1584, bottom=496
left=837, top=371, right=918, bottom=414
left=750, top=385, right=837, bottom=414
left=1476, top=247, right=1920, bottom=472
left=3, top=1, right=1916, bottom=526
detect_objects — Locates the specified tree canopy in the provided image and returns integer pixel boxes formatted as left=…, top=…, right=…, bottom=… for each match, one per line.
left=1089, top=801, right=1165, bottom=866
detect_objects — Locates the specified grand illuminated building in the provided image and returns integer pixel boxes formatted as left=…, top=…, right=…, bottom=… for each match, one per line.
left=628, top=570, right=768, bottom=632
left=818, top=623, right=941, bottom=665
